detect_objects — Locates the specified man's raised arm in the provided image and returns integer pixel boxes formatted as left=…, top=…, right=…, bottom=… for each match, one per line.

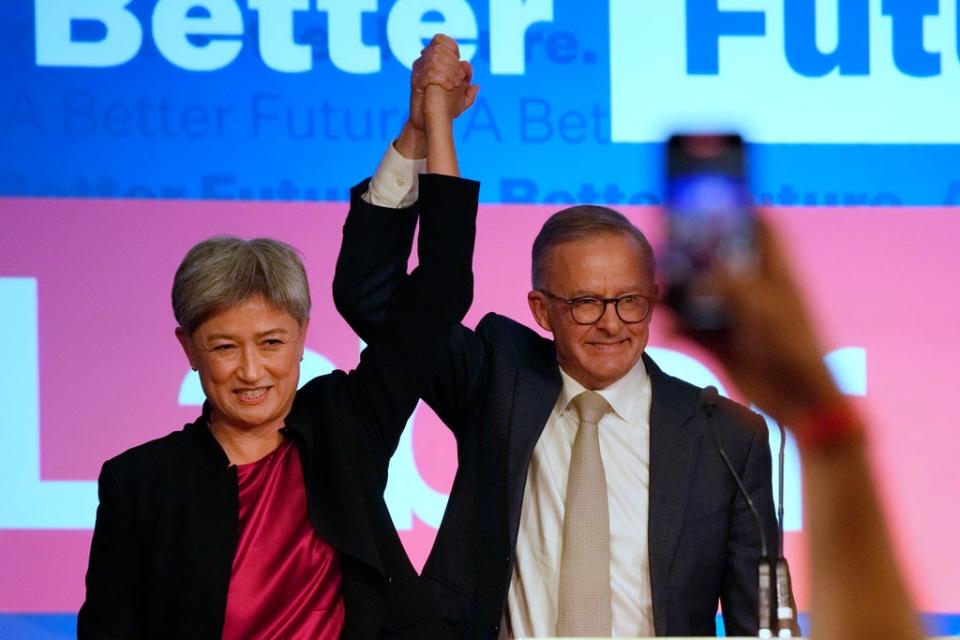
left=334, top=35, right=477, bottom=343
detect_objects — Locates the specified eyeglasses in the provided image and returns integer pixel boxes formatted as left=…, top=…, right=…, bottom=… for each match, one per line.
left=539, top=290, right=655, bottom=325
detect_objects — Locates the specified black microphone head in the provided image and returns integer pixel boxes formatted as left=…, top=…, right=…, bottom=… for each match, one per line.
left=700, top=385, right=720, bottom=411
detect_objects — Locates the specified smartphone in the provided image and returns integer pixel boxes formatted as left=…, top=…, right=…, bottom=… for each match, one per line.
left=660, top=133, right=756, bottom=331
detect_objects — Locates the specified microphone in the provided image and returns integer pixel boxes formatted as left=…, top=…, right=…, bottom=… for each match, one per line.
left=700, top=386, right=773, bottom=639
left=775, top=419, right=796, bottom=637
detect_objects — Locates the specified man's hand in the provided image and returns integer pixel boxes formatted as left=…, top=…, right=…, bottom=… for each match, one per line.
left=424, top=61, right=479, bottom=125
left=411, top=35, right=478, bottom=128
left=396, top=34, right=479, bottom=160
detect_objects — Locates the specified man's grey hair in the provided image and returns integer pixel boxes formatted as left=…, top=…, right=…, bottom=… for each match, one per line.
left=172, top=236, right=311, bottom=336
left=531, top=205, right=655, bottom=289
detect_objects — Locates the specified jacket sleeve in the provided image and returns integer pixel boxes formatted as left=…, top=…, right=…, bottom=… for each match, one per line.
left=77, top=459, right=142, bottom=640
left=333, top=178, right=419, bottom=344
left=342, top=173, right=480, bottom=457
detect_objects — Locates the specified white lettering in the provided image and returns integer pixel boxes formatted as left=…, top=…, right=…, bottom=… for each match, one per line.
left=250, top=0, right=311, bottom=73
left=35, top=0, right=142, bottom=67
left=34, top=0, right=558, bottom=75
left=489, top=0, right=554, bottom=74
left=0, top=278, right=97, bottom=529
left=317, top=0, right=382, bottom=73
left=384, top=406, right=450, bottom=530
left=152, top=0, right=243, bottom=72
left=387, top=0, right=478, bottom=68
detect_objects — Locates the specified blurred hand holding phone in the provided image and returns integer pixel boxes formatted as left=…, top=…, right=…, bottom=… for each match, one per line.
left=661, top=133, right=757, bottom=332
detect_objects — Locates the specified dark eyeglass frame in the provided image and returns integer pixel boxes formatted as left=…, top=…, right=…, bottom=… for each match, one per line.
left=538, top=289, right=655, bottom=325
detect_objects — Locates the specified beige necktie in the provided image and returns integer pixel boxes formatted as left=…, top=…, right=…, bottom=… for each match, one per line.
left=558, top=391, right=614, bottom=637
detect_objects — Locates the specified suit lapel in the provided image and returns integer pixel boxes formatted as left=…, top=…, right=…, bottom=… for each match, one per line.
left=283, top=390, right=385, bottom=577
left=645, top=354, right=703, bottom=635
left=186, top=416, right=240, bottom=614
left=505, top=347, right=562, bottom=544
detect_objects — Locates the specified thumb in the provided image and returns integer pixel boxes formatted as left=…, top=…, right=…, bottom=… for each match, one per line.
left=464, top=85, right=480, bottom=111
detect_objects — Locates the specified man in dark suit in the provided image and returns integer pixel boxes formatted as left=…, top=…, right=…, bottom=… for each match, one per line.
left=336, top=36, right=779, bottom=638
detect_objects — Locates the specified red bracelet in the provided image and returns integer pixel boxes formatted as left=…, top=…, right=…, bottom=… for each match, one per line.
left=791, top=400, right=864, bottom=452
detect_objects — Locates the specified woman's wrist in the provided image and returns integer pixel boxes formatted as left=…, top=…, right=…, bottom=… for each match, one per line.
left=791, top=397, right=865, bottom=454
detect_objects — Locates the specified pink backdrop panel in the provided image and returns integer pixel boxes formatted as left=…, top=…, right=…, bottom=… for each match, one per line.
left=1, top=198, right=958, bottom=614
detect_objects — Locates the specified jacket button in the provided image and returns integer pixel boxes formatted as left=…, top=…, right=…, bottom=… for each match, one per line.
left=386, top=574, right=393, bottom=584
left=505, top=553, right=511, bottom=563
left=490, top=623, right=499, bottom=634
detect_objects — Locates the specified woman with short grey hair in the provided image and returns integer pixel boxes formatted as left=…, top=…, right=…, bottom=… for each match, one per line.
left=78, top=54, right=480, bottom=639
left=172, top=236, right=312, bottom=336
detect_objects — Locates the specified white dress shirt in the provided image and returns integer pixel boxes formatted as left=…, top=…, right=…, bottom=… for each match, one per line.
left=506, top=358, right=656, bottom=638
left=361, top=142, right=425, bottom=208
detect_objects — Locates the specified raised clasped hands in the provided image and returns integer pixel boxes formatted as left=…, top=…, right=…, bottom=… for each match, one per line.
left=409, top=34, right=480, bottom=130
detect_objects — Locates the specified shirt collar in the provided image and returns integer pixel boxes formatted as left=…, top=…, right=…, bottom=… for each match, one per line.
left=556, top=356, right=650, bottom=423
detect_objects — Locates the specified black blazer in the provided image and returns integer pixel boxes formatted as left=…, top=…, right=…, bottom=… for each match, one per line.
left=334, top=200, right=780, bottom=638
left=78, top=174, right=479, bottom=639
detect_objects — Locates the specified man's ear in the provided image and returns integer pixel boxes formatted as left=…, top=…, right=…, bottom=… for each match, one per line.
left=527, top=290, right=553, bottom=333
left=175, top=327, right=196, bottom=370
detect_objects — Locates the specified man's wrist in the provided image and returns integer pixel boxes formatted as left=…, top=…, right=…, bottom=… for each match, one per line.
left=394, top=120, right=427, bottom=160
left=364, top=139, right=425, bottom=208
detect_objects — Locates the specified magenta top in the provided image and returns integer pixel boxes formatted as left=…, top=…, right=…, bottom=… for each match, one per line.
left=221, top=438, right=345, bottom=640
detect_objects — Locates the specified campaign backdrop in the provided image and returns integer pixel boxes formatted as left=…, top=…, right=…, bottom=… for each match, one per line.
left=2, top=1, right=960, bottom=637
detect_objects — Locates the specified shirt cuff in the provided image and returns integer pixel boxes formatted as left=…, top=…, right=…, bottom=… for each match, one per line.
left=362, top=141, right=426, bottom=208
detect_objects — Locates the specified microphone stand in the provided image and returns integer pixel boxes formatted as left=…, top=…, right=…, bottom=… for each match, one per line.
left=775, top=420, right=796, bottom=637
left=702, top=387, right=773, bottom=639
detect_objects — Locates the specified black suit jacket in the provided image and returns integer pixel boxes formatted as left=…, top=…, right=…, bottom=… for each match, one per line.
left=77, top=174, right=479, bottom=639
left=334, top=198, right=779, bottom=638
